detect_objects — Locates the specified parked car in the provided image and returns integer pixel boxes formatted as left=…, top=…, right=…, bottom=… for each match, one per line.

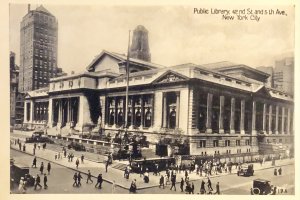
left=237, top=164, right=254, bottom=176
left=25, top=133, right=54, bottom=144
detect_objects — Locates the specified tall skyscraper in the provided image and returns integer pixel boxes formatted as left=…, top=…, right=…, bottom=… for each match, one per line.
left=129, top=25, right=151, bottom=62
left=273, top=57, right=294, bottom=94
left=19, top=5, right=58, bottom=93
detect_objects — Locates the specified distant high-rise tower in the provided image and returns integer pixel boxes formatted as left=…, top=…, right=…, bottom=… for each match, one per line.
left=129, top=25, right=151, bottom=62
left=19, top=5, right=58, bottom=92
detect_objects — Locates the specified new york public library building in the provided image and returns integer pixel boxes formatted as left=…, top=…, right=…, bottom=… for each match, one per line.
left=22, top=28, right=294, bottom=163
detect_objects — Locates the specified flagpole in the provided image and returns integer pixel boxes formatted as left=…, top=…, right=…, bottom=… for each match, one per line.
left=125, top=30, right=131, bottom=131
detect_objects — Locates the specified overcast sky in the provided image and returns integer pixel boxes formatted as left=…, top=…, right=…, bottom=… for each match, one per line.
left=9, top=4, right=294, bottom=74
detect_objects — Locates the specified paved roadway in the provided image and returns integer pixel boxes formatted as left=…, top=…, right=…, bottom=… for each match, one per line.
left=11, top=149, right=294, bottom=194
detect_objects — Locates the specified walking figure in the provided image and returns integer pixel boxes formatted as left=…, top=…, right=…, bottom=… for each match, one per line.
left=77, top=172, right=82, bottom=187
left=86, top=170, right=93, bottom=183
left=129, top=179, right=137, bottom=193
left=278, top=167, right=282, bottom=175
left=159, top=175, right=164, bottom=189
left=43, top=174, right=48, bottom=189
left=274, top=168, right=278, bottom=176
left=81, top=154, right=84, bottom=164
left=76, top=158, right=80, bottom=169
left=95, top=174, right=103, bottom=189
left=180, top=178, right=184, bottom=192
left=214, top=182, right=220, bottom=194
left=32, top=157, right=37, bottom=168
left=207, top=177, right=213, bottom=191
left=200, top=180, right=206, bottom=194
left=170, top=174, right=176, bottom=191
left=47, top=162, right=51, bottom=175
left=40, top=162, right=44, bottom=174
left=34, top=174, right=42, bottom=190
left=73, top=172, right=78, bottom=187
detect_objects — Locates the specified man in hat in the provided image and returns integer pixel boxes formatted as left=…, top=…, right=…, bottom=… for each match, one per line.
left=34, top=174, right=42, bottom=190
left=43, top=174, right=48, bottom=189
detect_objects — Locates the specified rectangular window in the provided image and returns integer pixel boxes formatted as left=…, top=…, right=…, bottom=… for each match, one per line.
left=279, top=139, right=282, bottom=143
left=225, top=140, right=230, bottom=147
left=245, top=139, right=250, bottom=145
left=236, top=140, right=240, bottom=146
left=213, top=140, right=219, bottom=147
left=198, top=140, right=206, bottom=148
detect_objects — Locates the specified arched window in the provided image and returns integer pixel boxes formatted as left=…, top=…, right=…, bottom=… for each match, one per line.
left=135, top=110, right=141, bottom=127
left=169, top=109, right=176, bottom=129
left=118, top=111, right=124, bottom=126
left=144, top=110, right=152, bottom=128
left=109, top=111, right=115, bottom=125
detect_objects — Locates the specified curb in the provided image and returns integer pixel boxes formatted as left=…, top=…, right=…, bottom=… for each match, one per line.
left=10, top=146, right=294, bottom=191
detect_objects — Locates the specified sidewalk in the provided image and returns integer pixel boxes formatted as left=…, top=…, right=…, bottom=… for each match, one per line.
left=10, top=135, right=294, bottom=190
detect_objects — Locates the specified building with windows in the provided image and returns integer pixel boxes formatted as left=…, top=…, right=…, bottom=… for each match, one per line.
left=22, top=25, right=294, bottom=161
left=10, top=52, right=19, bottom=125
left=273, top=57, right=294, bottom=94
left=18, top=5, right=58, bottom=93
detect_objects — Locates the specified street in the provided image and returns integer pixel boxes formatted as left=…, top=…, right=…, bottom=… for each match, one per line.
left=11, top=148, right=294, bottom=194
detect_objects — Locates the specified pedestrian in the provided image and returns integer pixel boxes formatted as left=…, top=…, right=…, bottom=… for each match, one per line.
left=159, top=175, right=164, bottom=189
left=77, top=172, right=82, bottom=187
left=32, top=157, right=37, bottom=168
left=274, top=168, right=278, bottom=176
left=40, top=162, right=44, bottom=174
left=207, top=177, right=213, bottom=191
left=64, top=149, right=67, bottom=158
left=86, top=170, right=93, bottom=183
left=170, top=174, right=176, bottom=191
left=81, top=154, right=84, bottom=164
left=214, top=182, right=220, bottom=194
left=34, top=143, right=37, bottom=149
left=200, top=180, right=206, bottom=194
left=70, top=153, right=74, bottom=162
left=111, top=180, right=116, bottom=193
left=47, top=162, right=51, bottom=175
left=76, top=158, right=80, bottom=169
left=19, top=142, right=21, bottom=151
left=23, top=144, right=26, bottom=152
left=34, top=174, right=42, bottom=190
left=180, top=178, right=184, bottom=192
left=129, top=179, right=137, bottom=193
left=18, top=177, right=26, bottom=193
left=43, top=174, right=48, bottom=189
left=191, top=182, right=195, bottom=194
left=105, top=160, right=109, bottom=173
left=73, top=172, right=78, bottom=187
left=55, top=153, right=58, bottom=160
left=278, top=167, right=282, bottom=175
left=95, top=174, right=103, bottom=189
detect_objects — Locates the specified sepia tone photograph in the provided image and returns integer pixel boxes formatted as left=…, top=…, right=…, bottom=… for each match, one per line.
left=5, top=1, right=296, bottom=197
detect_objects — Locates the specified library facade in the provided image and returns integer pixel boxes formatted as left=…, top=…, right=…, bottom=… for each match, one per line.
left=23, top=50, right=294, bottom=160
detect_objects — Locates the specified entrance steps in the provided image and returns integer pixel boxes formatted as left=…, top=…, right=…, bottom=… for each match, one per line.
left=111, top=162, right=128, bottom=171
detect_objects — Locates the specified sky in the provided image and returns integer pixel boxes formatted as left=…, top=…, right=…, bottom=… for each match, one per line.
left=9, top=4, right=295, bottom=74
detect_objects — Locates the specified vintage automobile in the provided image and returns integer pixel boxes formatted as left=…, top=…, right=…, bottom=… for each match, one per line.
left=10, top=163, right=29, bottom=184
left=25, top=132, right=54, bottom=144
left=237, top=164, right=254, bottom=176
left=252, top=179, right=272, bottom=195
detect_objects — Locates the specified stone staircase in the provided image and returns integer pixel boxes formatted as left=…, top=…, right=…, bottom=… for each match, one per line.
left=111, top=162, right=128, bottom=171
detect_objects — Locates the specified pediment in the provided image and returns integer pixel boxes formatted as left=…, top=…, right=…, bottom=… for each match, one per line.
left=152, top=70, right=189, bottom=84
left=254, top=86, right=271, bottom=97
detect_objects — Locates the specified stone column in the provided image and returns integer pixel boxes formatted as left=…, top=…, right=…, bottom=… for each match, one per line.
left=268, top=105, right=272, bottom=134
left=176, top=92, right=180, bottom=128
left=262, top=103, right=267, bottom=134
left=275, top=105, right=279, bottom=135
left=140, top=96, right=144, bottom=128
left=219, top=96, right=225, bottom=134
left=23, top=101, right=28, bottom=123
left=114, top=97, right=118, bottom=126
left=75, top=95, right=92, bottom=131
left=162, top=93, right=167, bottom=128
left=281, top=107, right=285, bottom=134
left=251, top=101, right=257, bottom=136
left=57, top=99, right=62, bottom=128
left=30, top=100, right=34, bottom=123
left=66, top=98, right=71, bottom=128
left=206, top=93, right=213, bottom=133
left=240, top=99, right=245, bottom=134
left=230, top=97, right=235, bottom=134
left=287, top=108, right=291, bottom=135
